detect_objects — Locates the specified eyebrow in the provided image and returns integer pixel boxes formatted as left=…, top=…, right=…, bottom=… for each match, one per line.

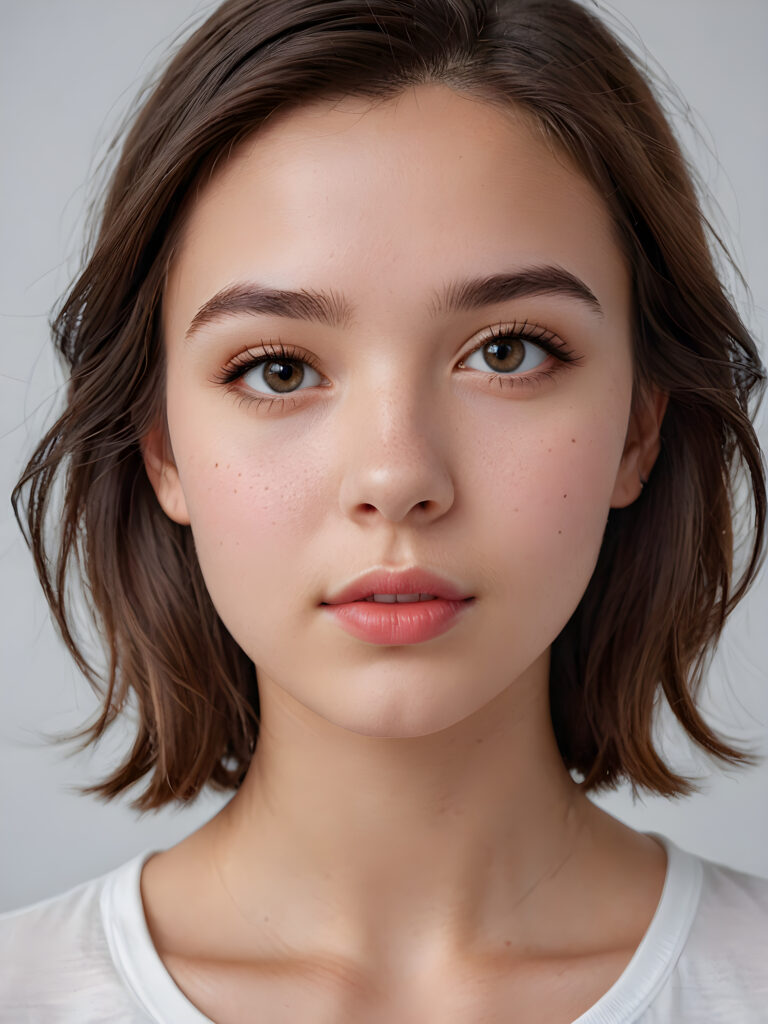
left=184, top=264, right=603, bottom=340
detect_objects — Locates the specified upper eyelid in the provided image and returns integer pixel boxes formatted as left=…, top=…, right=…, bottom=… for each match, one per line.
left=212, top=326, right=580, bottom=408
left=460, top=322, right=570, bottom=359
left=224, top=321, right=570, bottom=372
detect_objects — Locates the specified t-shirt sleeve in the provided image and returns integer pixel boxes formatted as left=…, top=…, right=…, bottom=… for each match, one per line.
left=647, top=860, right=768, bottom=1022
left=0, top=879, right=151, bottom=1023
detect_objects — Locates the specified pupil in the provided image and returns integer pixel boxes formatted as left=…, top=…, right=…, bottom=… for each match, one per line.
left=273, top=362, right=293, bottom=381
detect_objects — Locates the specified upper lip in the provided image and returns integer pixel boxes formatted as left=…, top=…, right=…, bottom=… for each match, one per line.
left=322, top=567, right=473, bottom=605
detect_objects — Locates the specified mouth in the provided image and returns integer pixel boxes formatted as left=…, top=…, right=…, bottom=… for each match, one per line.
left=325, top=594, right=444, bottom=605
left=322, top=595, right=475, bottom=606
left=320, top=593, right=475, bottom=645
left=322, top=567, right=473, bottom=606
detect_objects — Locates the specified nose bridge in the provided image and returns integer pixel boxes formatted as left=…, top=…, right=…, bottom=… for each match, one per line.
left=361, top=363, right=428, bottom=441
left=337, top=362, right=454, bottom=524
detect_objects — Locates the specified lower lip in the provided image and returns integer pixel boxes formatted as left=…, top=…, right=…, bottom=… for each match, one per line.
left=321, top=598, right=474, bottom=645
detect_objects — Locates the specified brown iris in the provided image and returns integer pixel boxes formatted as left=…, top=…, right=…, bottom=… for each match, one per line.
left=482, top=338, right=525, bottom=372
left=262, top=359, right=305, bottom=393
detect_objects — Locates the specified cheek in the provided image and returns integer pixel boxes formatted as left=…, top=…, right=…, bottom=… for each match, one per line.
left=475, top=397, right=629, bottom=628
left=171, top=423, right=329, bottom=638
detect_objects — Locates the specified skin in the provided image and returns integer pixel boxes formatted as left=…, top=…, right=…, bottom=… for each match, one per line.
left=142, top=84, right=669, bottom=1020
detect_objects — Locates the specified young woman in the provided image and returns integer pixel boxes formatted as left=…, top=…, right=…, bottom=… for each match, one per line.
left=2, top=0, right=767, bottom=1021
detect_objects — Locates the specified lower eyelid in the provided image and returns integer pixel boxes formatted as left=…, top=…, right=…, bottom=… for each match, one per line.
left=217, top=335, right=576, bottom=402
left=240, top=359, right=323, bottom=394
left=460, top=339, right=549, bottom=374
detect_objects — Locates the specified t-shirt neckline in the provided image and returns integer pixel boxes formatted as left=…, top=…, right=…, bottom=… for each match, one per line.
left=101, top=852, right=214, bottom=1023
left=101, top=830, right=703, bottom=1024
left=572, top=831, right=702, bottom=1022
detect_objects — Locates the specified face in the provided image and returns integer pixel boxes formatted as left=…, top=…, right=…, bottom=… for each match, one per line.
left=148, top=84, right=657, bottom=738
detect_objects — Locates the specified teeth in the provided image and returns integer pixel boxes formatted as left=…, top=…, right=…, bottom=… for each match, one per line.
left=364, top=593, right=437, bottom=603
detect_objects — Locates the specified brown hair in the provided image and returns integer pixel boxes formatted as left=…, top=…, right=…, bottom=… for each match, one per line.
left=12, top=0, right=766, bottom=810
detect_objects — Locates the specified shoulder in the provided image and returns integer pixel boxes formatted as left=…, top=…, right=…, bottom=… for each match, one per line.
left=0, top=870, right=108, bottom=969
left=0, top=860, right=152, bottom=1022
left=682, top=856, right=768, bottom=969
left=652, top=848, right=768, bottom=1021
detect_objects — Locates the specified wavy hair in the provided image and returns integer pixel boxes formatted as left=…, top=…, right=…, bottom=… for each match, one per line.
left=12, top=0, right=766, bottom=809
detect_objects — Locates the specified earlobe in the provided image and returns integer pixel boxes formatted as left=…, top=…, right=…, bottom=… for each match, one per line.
left=141, top=422, right=191, bottom=526
left=610, top=387, right=669, bottom=509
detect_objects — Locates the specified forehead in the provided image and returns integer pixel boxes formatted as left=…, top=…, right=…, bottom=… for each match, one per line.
left=165, top=84, right=628, bottom=334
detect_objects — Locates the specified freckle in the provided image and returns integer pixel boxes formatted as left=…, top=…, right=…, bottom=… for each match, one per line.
left=571, top=438, right=576, bottom=443
left=234, top=488, right=238, bottom=493
left=558, top=530, right=562, bottom=534
left=238, top=472, right=242, bottom=477
left=215, top=462, right=219, bottom=468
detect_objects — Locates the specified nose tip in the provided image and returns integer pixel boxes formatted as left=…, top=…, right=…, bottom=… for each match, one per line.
left=338, top=423, right=455, bottom=525
left=354, top=490, right=445, bottom=524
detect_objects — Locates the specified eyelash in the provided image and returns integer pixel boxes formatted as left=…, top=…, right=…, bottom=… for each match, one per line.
left=210, top=321, right=581, bottom=412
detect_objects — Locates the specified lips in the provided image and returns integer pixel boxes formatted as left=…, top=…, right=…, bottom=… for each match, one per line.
left=322, top=567, right=473, bottom=605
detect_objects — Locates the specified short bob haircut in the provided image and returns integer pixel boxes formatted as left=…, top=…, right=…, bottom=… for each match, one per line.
left=13, top=0, right=766, bottom=811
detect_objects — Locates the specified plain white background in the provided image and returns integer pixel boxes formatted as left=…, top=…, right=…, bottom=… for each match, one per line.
left=1, top=0, right=767, bottom=912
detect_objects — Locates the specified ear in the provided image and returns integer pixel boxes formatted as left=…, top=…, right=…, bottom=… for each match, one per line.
left=141, top=420, right=191, bottom=526
left=610, top=385, right=669, bottom=509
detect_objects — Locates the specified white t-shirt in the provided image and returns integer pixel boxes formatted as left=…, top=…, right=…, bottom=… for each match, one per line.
left=1, top=831, right=767, bottom=1022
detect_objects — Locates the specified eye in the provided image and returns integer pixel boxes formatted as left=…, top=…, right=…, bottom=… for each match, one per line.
left=209, top=341, right=327, bottom=411
left=212, top=323, right=580, bottom=412
left=239, top=350, right=323, bottom=396
left=457, top=322, right=578, bottom=391
left=461, top=334, right=549, bottom=376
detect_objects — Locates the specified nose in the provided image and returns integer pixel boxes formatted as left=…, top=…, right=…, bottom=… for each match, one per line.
left=337, top=380, right=455, bottom=526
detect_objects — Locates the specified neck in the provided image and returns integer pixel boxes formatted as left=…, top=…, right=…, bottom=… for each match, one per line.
left=202, top=653, right=608, bottom=972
